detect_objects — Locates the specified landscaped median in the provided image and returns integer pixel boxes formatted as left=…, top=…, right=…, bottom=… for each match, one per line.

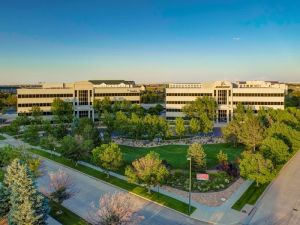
left=29, top=148, right=196, bottom=215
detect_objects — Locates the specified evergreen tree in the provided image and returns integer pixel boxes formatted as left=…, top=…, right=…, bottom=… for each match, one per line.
left=0, top=183, right=10, bottom=217
left=5, top=159, right=49, bottom=225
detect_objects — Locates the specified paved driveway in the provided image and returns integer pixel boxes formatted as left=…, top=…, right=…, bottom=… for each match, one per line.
left=38, top=159, right=206, bottom=225
left=249, top=151, right=300, bottom=225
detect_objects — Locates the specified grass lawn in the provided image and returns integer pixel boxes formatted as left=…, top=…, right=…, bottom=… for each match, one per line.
left=29, top=148, right=196, bottom=215
left=0, top=134, right=6, bottom=140
left=120, top=143, right=243, bottom=170
left=49, top=200, right=88, bottom=225
left=231, top=182, right=269, bottom=211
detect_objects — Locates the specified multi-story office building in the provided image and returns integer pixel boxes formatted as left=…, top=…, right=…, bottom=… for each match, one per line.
left=166, top=81, right=287, bottom=123
left=17, top=80, right=142, bottom=120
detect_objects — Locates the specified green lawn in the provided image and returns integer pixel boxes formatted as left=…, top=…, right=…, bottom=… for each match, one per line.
left=29, top=148, right=196, bottom=215
left=231, top=182, right=269, bottom=211
left=49, top=200, right=88, bottom=225
left=120, top=143, right=243, bottom=170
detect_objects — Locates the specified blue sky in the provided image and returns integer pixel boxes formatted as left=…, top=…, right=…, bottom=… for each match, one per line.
left=0, top=0, right=299, bottom=84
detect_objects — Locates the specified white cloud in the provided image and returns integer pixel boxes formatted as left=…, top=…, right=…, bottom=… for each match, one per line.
left=232, top=37, right=241, bottom=41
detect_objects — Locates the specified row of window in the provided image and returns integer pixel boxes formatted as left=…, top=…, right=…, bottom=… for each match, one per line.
left=18, top=111, right=52, bottom=116
left=18, top=94, right=73, bottom=98
left=166, top=101, right=192, bottom=104
left=18, top=103, right=52, bottom=107
left=18, top=100, right=141, bottom=108
left=233, top=101, right=284, bottom=105
left=233, top=93, right=284, bottom=97
left=94, top=93, right=140, bottom=97
left=166, top=108, right=182, bottom=112
left=166, top=93, right=212, bottom=97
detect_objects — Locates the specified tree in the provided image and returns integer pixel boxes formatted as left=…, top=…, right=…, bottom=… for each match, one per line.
left=89, top=192, right=144, bottom=225
left=182, top=96, right=217, bottom=120
left=0, top=146, right=41, bottom=177
left=93, top=97, right=112, bottom=121
left=238, top=115, right=264, bottom=151
left=217, top=150, right=228, bottom=165
left=147, top=104, right=164, bottom=115
left=4, top=159, right=49, bottom=225
left=187, top=143, right=206, bottom=170
left=92, top=142, right=123, bottom=177
left=60, top=135, right=81, bottom=165
left=125, top=151, right=169, bottom=193
left=175, top=117, right=185, bottom=139
left=23, top=124, right=40, bottom=144
left=239, top=151, right=275, bottom=186
left=130, top=113, right=144, bottom=140
left=47, top=169, right=75, bottom=204
left=51, top=98, right=73, bottom=123
left=0, top=183, right=10, bottom=217
left=265, top=122, right=300, bottom=151
left=102, top=111, right=115, bottom=137
left=200, top=113, right=214, bottom=133
left=30, top=106, right=43, bottom=124
left=74, top=117, right=100, bottom=147
left=115, top=111, right=129, bottom=135
left=260, top=137, right=290, bottom=165
left=222, top=120, right=240, bottom=147
left=189, top=118, right=200, bottom=135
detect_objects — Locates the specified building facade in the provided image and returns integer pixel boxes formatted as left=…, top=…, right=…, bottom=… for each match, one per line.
left=166, top=81, right=287, bottom=123
left=17, top=80, right=142, bottom=120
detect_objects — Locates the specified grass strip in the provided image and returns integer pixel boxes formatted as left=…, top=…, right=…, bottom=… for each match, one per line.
left=49, top=200, right=88, bottom=225
left=29, top=148, right=196, bottom=215
left=231, top=182, right=269, bottom=211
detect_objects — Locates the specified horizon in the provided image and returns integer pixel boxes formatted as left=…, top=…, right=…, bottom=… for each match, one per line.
left=0, top=0, right=300, bottom=84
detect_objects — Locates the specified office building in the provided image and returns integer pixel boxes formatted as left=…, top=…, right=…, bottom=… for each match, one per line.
left=17, top=80, right=142, bottom=120
left=166, top=81, right=287, bottom=122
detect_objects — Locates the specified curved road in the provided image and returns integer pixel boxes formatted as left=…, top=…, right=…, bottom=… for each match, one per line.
left=38, top=158, right=207, bottom=225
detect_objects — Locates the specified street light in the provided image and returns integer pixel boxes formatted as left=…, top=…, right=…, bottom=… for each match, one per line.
left=187, top=157, right=192, bottom=214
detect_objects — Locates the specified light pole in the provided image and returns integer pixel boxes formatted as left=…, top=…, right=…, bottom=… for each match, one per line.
left=187, top=157, right=192, bottom=214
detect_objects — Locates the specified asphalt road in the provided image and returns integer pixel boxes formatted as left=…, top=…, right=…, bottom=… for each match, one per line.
left=38, top=158, right=207, bottom=225
left=249, top=151, right=300, bottom=225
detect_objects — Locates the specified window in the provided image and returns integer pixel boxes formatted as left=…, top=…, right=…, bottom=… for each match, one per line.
left=78, top=90, right=89, bottom=105
left=217, top=90, right=227, bottom=105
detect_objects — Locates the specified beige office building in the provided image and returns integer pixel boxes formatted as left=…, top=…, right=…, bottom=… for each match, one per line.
left=166, top=81, right=287, bottom=123
left=17, top=80, right=142, bottom=120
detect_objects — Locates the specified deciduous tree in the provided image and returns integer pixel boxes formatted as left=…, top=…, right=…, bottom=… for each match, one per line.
left=175, top=117, right=185, bottom=139
left=239, top=151, right=275, bottom=186
left=125, top=151, right=169, bottom=193
left=89, top=192, right=144, bottom=225
left=189, top=118, right=200, bottom=135
left=92, top=142, right=123, bottom=177
left=187, top=143, right=206, bottom=170
left=260, top=137, right=290, bottom=165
